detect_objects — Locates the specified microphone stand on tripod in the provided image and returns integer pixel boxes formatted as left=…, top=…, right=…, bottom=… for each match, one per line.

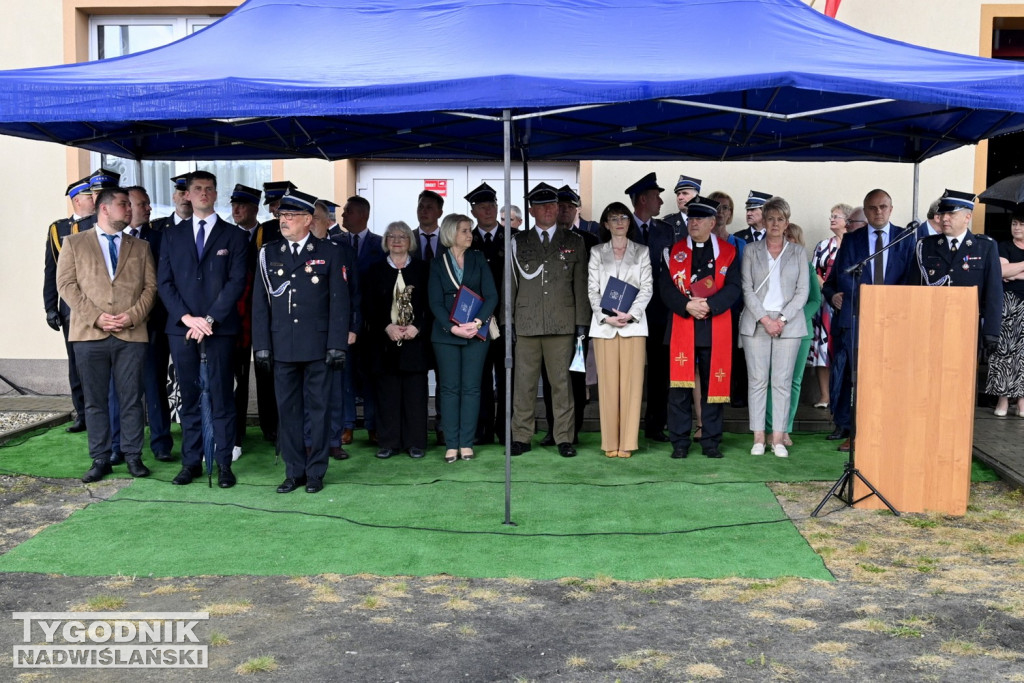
left=811, top=224, right=920, bottom=517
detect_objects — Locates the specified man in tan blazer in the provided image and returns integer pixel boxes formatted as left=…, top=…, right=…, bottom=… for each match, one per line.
left=57, top=187, right=157, bottom=483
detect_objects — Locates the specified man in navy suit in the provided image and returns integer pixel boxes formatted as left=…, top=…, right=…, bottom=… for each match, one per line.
left=627, top=172, right=674, bottom=442
left=822, top=188, right=916, bottom=451
left=467, top=183, right=513, bottom=444
left=108, top=186, right=173, bottom=463
left=916, top=199, right=942, bottom=240
left=662, top=174, right=702, bottom=244
left=253, top=190, right=350, bottom=494
left=340, top=195, right=384, bottom=444
left=157, top=170, right=248, bottom=487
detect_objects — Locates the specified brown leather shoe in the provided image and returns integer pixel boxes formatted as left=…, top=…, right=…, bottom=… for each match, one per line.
left=838, top=438, right=852, bottom=453
left=341, top=428, right=353, bottom=445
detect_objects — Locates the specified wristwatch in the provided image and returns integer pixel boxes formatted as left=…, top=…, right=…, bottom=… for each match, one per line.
left=205, top=315, right=216, bottom=326
left=779, top=315, right=788, bottom=324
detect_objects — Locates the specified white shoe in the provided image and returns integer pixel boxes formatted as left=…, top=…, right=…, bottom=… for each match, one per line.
left=994, top=406, right=1008, bottom=417
left=773, top=443, right=789, bottom=458
left=750, top=443, right=765, bottom=456
left=231, top=446, right=243, bottom=462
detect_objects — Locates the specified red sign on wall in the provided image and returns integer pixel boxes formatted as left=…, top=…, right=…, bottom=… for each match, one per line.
left=424, top=179, right=448, bottom=197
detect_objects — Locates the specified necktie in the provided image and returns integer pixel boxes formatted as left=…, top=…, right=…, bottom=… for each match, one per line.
left=196, top=219, right=206, bottom=259
left=641, top=223, right=649, bottom=244
left=104, top=233, right=118, bottom=276
left=755, top=231, right=764, bottom=242
left=950, top=237, right=959, bottom=253
left=128, top=228, right=138, bottom=238
left=352, top=233, right=360, bottom=255
left=541, top=229, right=550, bottom=248
left=873, top=229, right=884, bottom=284
left=424, top=233, right=435, bottom=261
left=485, top=232, right=492, bottom=245
left=292, top=242, right=301, bottom=259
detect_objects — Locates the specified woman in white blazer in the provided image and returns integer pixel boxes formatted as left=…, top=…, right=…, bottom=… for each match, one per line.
left=587, top=201, right=653, bottom=458
left=739, top=196, right=809, bottom=458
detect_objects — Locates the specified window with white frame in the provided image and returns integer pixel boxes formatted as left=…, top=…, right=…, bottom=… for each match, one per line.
left=88, top=15, right=272, bottom=220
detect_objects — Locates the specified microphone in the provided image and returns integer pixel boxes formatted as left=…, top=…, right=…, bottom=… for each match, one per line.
left=905, top=220, right=920, bottom=232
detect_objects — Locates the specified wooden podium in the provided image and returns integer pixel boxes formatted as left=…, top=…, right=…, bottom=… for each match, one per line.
left=852, top=285, right=977, bottom=515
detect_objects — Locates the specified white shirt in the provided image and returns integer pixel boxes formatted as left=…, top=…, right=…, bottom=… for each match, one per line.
left=287, top=233, right=311, bottom=255
left=947, top=228, right=969, bottom=249
left=868, top=222, right=892, bottom=280
left=417, top=227, right=439, bottom=255
left=95, top=229, right=120, bottom=280
left=476, top=225, right=499, bottom=240
left=192, top=213, right=218, bottom=243
left=762, top=246, right=786, bottom=312
left=535, top=225, right=555, bottom=243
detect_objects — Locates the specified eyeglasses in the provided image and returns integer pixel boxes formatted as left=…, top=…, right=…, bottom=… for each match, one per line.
left=606, top=215, right=630, bottom=223
left=278, top=211, right=306, bottom=220
left=847, top=219, right=867, bottom=226
left=386, top=234, right=410, bottom=241
left=829, top=214, right=847, bottom=221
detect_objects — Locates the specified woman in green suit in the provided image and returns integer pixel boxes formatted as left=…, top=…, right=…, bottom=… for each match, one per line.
left=429, top=214, right=499, bottom=463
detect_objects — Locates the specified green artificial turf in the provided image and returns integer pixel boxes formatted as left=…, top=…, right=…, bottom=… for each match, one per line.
left=0, top=425, right=995, bottom=581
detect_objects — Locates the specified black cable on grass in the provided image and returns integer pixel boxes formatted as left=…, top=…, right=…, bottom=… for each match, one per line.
left=96, top=495, right=799, bottom=538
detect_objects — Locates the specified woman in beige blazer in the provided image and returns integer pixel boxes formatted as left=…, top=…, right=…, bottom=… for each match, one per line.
left=739, top=197, right=809, bottom=458
left=587, top=201, right=653, bottom=458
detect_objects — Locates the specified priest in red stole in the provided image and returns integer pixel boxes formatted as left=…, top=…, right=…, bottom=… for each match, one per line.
left=657, top=196, right=742, bottom=459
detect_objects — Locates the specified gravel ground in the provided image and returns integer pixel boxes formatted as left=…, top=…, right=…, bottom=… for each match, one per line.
left=0, top=411, right=61, bottom=435
left=1, top=412, right=1022, bottom=681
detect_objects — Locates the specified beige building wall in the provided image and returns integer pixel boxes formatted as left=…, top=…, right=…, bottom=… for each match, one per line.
left=0, top=0, right=1017, bottom=375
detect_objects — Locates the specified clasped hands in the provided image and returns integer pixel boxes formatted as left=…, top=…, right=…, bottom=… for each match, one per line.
left=181, top=314, right=213, bottom=342
left=685, top=297, right=711, bottom=320
left=760, top=315, right=786, bottom=337
left=97, top=312, right=132, bottom=333
left=385, top=323, right=419, bottom=342
left=604, top=309, right=633, bottom=328
left=450, top=320, right=480, bottom=339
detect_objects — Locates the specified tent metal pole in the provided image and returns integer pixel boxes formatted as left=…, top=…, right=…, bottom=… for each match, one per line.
left=502, top=109, right=515, bottom=527
left=912, top=161, right=921, bottom=223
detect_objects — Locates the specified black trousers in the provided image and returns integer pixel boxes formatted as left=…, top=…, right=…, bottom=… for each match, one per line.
left=61, top=312, right=85, bottom=417
left=643, top=324, right=669, bottom=435
left=274, top=359, right=330, bottom=481
left=233, top=346, right=251, bottom=447
left=477, top=337, right=511, bottom=443
left=75, top=337, right=146, bottom=462
left=169, top=335, right=236, bottom=469
left=376, top=370, right=428, bottom=450
left=667, top=345, right=723, bottom=453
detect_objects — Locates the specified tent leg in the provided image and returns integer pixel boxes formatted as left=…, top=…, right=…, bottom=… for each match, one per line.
left=912, top=162, right=920, bottom=223
left=502, top=109, right=516, bottom=527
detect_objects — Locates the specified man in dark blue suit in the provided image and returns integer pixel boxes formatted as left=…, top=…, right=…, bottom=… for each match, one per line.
left=662, top=174, right=702, bottom=244
left=467, top=183, right=514, bottom=444
left=157, top=171, right=248, bottom=487
left=822, top=188, right=916, bottom=451
left=314, top=198, right=361, bottom=460
left=340, top=196, right=384, bottom=444
left=916, top=199, right=942, bottom=241
left=108, top=186, right=174, bottom=463
left=253, top=190, right=350, bottom=494
left=627, top=172, right=674, bottom=442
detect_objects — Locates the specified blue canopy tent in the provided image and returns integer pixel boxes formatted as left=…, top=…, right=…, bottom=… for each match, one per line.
left=5, top=0, right=1024, bottom=523
left=1, top=0, right=1024, bottom=165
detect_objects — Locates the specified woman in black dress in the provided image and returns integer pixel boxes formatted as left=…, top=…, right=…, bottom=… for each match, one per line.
left=986, top=212, right=1024, bottom=417
left=363, top=221, right=431, bottom=457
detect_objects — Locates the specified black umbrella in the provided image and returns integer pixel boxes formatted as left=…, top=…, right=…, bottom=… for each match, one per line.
left=979, top=173, right=1024, bottom=211
left=199, top=340, right=216, bottom=488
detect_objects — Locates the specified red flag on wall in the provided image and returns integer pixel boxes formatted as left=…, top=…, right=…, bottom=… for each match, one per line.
left=824, top=0, right=842, bottom=18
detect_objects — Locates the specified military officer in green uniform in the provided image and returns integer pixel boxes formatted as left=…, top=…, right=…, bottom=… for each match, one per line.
left=509, top=183, right=590, bottom=458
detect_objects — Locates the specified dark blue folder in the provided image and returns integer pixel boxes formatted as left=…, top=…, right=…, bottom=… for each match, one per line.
left=450, top=285, right=489, bottom=340
left=600, top=276, right=639, bottom=316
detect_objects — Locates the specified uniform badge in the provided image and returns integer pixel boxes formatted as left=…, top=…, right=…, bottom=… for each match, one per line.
left=965, top=240, right=973, bottom=247
left=962, top=263, right=970, bottom=270
left=311, top=275, right=320, bottom=284
left=305, top=265, right=313, bottom=273
left=277, top=269, right=284, bottom=276
left=279, top=244, right=287, bottom=253
left=306, top=243, right=314, bottom=252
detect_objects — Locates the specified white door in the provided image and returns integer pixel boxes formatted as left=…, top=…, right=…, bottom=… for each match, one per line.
left=358, top=161, right=580, bottom=234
